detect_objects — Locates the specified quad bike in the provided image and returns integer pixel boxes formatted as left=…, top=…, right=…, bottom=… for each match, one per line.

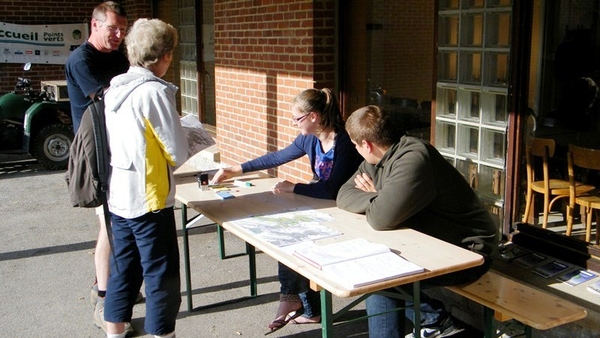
left=0, top=63, right=74, bottom=170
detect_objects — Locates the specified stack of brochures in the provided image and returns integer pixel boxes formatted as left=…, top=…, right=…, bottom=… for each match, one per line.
left=293, top=238, right=424, bottom=289
left=503, top=244, right=600, bottom=290
left=515, top=252, right=573, bottom=279
left=514, top=252, right=547, bottom=269
left=533, top=260, right=570, bottom=278
left=497, top=242, right=530, bottom=262
left=557, top=269, right=597, bottom=286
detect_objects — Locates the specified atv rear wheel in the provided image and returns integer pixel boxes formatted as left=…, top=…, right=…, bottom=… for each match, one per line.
left=32, top=123, right=73, bottom=170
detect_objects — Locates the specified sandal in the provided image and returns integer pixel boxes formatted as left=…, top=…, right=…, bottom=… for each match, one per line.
left=289, top=315, right=321, bottom=324
left=265, top=294, right=304, bottom=335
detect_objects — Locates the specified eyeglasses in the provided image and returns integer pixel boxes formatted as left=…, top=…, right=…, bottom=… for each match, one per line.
left=96, top=19, right=127, bottom=35
left=104, top=24, right=127, bottom=35
left=292, top=112, right=311, bottom=123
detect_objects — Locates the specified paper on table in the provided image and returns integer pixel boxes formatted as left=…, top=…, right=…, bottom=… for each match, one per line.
left=293, top=238, right=391, bottom=269
left=230, top=208, right=341, bottom=247
left=174, top=115, right=222, bottom=178
left=180, top=114, right=216, bottom=158
left=322, top=251, right=424, bottom=289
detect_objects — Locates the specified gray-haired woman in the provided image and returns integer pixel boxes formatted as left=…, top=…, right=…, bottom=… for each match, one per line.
left=103, top=18, right=187, bottom=338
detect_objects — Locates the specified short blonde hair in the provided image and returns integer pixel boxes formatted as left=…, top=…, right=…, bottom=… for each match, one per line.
left=346, top=105, right=397, bottom=146
left=125, top=18, right=177, bottom=69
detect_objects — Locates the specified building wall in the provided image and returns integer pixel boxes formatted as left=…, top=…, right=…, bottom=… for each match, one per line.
left=213, top=0, right=336, bottom=182
left=0, top=1, right=152, bottom=94
left=153, top=1, right=180, bottom=106
left=369, top=0, right=435, bottom=105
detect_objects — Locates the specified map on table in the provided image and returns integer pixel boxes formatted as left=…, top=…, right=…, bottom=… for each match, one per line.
left=230, top=208, right=341, bottom=247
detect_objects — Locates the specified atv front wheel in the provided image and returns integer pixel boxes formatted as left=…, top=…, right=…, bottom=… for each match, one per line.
left=32, top=124, right=74, bottom=170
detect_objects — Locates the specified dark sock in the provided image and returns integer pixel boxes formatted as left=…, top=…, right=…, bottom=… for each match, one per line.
left=98, top=290, right=106, bottom=298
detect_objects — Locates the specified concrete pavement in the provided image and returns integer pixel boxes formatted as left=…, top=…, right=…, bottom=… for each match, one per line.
left=0, top=154, right=369, bottom=338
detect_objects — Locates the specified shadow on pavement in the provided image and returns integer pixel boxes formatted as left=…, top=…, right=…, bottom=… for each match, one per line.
left=0, top=240, right=96, bottom=262
left=0, top=154, right=51, bottom=178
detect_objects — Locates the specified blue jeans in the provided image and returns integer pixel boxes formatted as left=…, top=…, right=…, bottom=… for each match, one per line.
left=105, top=208, right=181, bottom=335
left=278, top=262, right=320, bottom=318
left=366, top=260, right=492, bottom=337
left=366, top=292, right=445, bottom=338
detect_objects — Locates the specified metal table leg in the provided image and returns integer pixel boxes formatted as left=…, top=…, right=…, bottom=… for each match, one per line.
left=180, top=203, right=253, bottom=312
left=217, top=224, right=248, bottom=259
left=246, top=242, right=257, bottom=296
left=413, top=281, right=421, bottom=337
left=320, top=289, right=333, bottom=338
left=181, top=204, right=194, bottom=312
left=483, top=306, right=495, bottom=338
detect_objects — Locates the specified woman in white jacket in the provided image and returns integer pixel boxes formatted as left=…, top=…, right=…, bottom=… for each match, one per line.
left=103, top=18, right=187, bottom=338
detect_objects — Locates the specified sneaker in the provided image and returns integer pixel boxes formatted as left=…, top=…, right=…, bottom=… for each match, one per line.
left=404, top=315, right=465, bottom=338
left=93, top=298, right=134, bottom=336
left=90, top=283, right=143, bottom=309
left=90, top=283, right=98, bottom=309
left=154, top=333, right=176, bottom=338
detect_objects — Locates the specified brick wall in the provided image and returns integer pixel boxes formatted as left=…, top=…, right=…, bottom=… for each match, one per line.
left=214, top=0, right=336, bottom=183
left=0, top=0, right=152, bottom=94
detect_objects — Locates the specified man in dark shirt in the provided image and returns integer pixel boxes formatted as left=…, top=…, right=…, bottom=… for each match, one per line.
left=66, top=1, right=129, bottom=133
left=65, top=1, right=130, bottom=334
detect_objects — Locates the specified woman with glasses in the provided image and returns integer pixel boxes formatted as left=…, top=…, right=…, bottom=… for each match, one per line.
left=211, top=88, right=362, bottom=333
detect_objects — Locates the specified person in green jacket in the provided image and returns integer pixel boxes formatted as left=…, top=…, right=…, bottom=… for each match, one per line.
left=337, top=105, right=498, bottom=338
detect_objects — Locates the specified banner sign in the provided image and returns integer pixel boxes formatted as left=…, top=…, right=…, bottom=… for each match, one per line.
left=1, top=22, right=89, bottom=65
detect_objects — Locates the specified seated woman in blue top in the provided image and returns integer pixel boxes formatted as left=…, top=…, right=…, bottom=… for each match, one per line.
left=211, top=88, right=362, bottom=333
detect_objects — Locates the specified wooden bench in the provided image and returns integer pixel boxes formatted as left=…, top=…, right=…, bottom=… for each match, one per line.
left=446, top=270, right=587, bottom=338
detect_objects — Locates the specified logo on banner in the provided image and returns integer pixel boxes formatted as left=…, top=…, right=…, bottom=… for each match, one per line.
left=1, top=22, right=89, bottom=64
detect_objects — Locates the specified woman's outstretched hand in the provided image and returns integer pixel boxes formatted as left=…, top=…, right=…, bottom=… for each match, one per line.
left=210, top=165, right=243, bottom=184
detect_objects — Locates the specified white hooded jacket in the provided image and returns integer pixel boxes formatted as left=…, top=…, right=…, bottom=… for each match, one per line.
left=104, top=66, right=188, bottom=219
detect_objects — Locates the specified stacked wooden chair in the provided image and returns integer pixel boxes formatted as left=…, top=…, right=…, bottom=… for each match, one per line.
left=566, top=144, right=600, bottom=243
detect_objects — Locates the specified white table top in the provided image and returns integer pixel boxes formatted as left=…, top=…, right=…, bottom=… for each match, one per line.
left=175, top=174, right=484, bottom=297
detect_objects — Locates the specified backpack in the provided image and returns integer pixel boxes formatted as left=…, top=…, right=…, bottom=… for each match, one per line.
left=65, top=93, right=119, bottom=270
left=65, top=96, right=110, bottom=208
left=65, top=81, right=157, bottom=208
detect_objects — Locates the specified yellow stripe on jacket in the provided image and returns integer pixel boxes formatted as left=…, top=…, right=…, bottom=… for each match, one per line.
left=144, top=118, right=175, bottom=212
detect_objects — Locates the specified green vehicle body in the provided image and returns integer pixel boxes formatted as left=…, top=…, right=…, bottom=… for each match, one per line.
left=0, top=65, right=74, bottom=170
